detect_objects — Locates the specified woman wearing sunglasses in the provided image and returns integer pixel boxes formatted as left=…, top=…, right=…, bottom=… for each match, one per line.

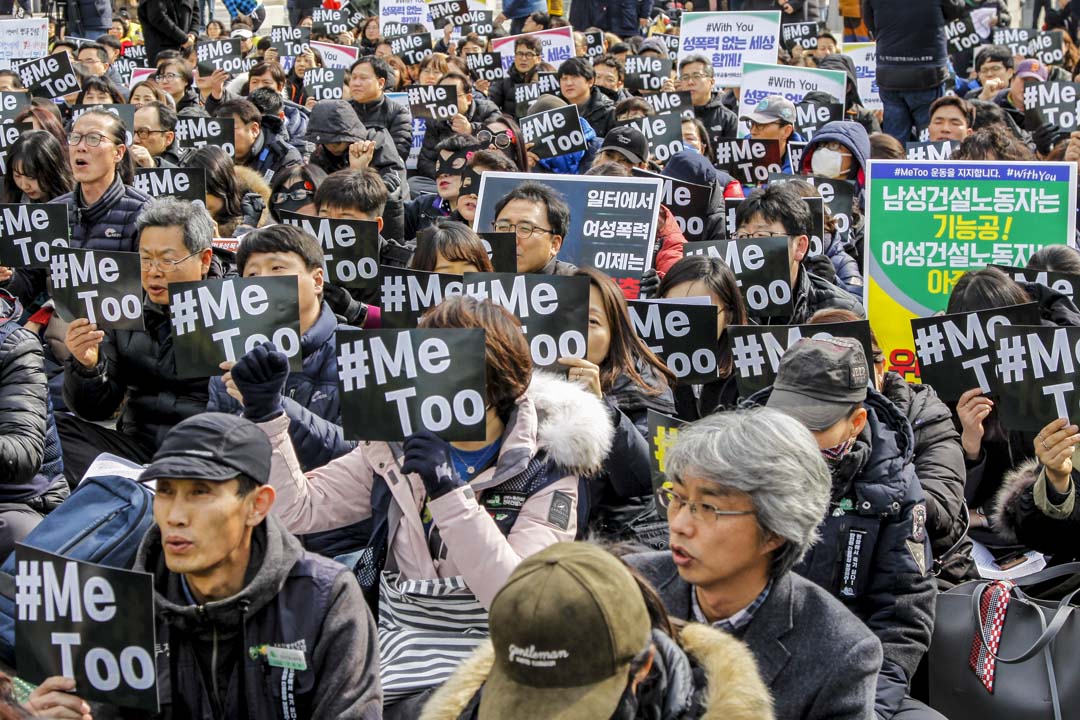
left=267, top=163, right=326, bottom=222
left=478, top=114, right=527, bottom=170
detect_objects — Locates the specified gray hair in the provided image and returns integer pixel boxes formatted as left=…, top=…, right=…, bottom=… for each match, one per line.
left=677, top=53, right=715, bottom=76
left=664, top=407, right=831, bottom=579
left=135, top=197, right=214, bottom=254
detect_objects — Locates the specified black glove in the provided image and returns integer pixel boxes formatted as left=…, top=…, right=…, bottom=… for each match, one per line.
left=323, top=283, right=369, bottom=326
left=1033, top=121, right=1066, bottom=156
left=231, top=341, right=289, bottom=422
left=401, top=430, right=465, bottom=500
left=639, top=267, right=660, bottom=299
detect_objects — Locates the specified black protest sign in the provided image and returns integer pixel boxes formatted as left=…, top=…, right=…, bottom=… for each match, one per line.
left=623, top=55, right=673, bottom=93
left=112, top=56, right=145, bottom=86
left=463, top=272, right=589, bottom=368
left=945, top=15, right=980, bottom=54
left=642, top=91, right=692, bottom=117
left=583, top=29, right=605, bottom=58
left=724, top=197, right=741, bottom=237
left=648, top=409, right=686, bottom=492
left=49, top=247, right=144, bottom=331
left=458, top=9, right=495, bottom=34
left=782, top=21, right=820, bottom=50
left=15, top=544, right=157, bottom=713
left=428, top=0, right=466, bottom=24
left=16, top=53, right=79, bottom=99
left=619, top=112, right=684, bottom=165
left=477, top=232, right=517, bottom=272
left=133, top=168, right=207, bottom=204
left=465, top=52, right=502, bottom=83
left=336, top=328, right=487, bottom=441
left=990, top=325, right=1080, bottom=431
left=406, top=83, right=460, bottom=121
left=794, top=99, right=843, bottom=141
left=391, top=32, right=433, bottom=66
left=628, top=300, right=720, bottom=384
left=905, top=139, right=960, bottom=161
left=304, top=67, right=346, bottom=101
left=632, top=168, right=711, bottom=243
left=714, top=138, right=783, bottom=186
left=311, top=8, right=350, bottom=36
left=786, top=142, right=807, bottom=176
left=728, top=320, right=873, bottom=397
left=279, top=211, right=381, bottom=291
left=1028, top=30, right=1066, bottom=67
left=769, top=172, right=856, bottom=242
left=195, top=38, right=246, bottom=75
left=175, top=116, right=235, bottom=157
left=0, top=90, right=29, bottom=123
left=169, top=276, right=303, bottom=378
left=684, top=236, right=794, bottom=319
left=270, top=26, right=311, bottom=57
left=121, top=44, right=147, bottom=61
left=380, top=266, right=464, bottom=328
left=911, top=302, right=1041, bottom=401
left=520, top=104, right=586, bottom=159
left=71, top=104, right=135, bottom=145
left=381, top=22, right=410, bottom=38
left=803, top=197, right=827, bottom=256
left=993, top=27, right=1035, bottom=54
left=1023, top=81, right=1080, bottom=133
left=513, top=72, right=559, bottom=116
left=992, top=264, right=1080, bottom=304
left=0, top=204, right=68, bottom=269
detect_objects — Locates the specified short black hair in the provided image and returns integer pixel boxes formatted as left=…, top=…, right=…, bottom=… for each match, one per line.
left=975, top=45, right=1015, bottom=72
left=592, top=54, right=624, bottom=82
left=735, top=184, right=812, bottom=236
left=236, top=475, right=260, bottom=497
left=493, top=181, right=570, bottom=238
left=216, top=98, right=261, bottom=126
left=95, top=34, right=121, bottom=52
left=678, top=53, right=714, bottom=76
left=515, top=34, right=543, bottom=54
left=237, top=223, right=324, bottom=273
left=76, top=42, right=109, bottom=64
left=0, top=70, right=23, bottom=89
left=350, top=55, right=391, bottom=83
left=248, top=86, right=283, bottom=117
left=140, top=101, right=178, bottom=131
left=557, top=56, right=594, bottom=81
left=441, top=70, right=473, bottom=94
left=435, top=133, right=478, bottom=153
left=249, top=60, right=287, bottom=88
left=315, top=168, right=388, bottom=216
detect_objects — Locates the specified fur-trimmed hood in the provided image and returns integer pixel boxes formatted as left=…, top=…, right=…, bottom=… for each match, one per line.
left=991, top=458, right=1040, bottom=544
left=524, top=371, right=614, bottom=477
left=418, top=623, right=773, bottom=720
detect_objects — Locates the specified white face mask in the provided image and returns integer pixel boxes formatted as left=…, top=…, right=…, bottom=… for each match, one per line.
left=811, top=147, right=845, bottom=178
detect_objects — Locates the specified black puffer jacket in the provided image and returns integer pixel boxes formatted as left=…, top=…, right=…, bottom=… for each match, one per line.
left=416, top=95, right=502, bottom=179
left=861, top=0, right=966, bottom=91
left=0, top=291, right=64, bottom=503
left=882, top=371, right=975, bottom=586
left=760, top=265, right=865, bottom=326
left=53, top=176, right=151, bottom=253
left=993, top=460, right=1080, bottom=561
left=62, top=285, right=223, bottom=454
left=137, top=0, right=196, bottom=64
left=693, top=92, right=738, bottom=143
left=488, top=66, right=541, bottom=117
left=349, top=95, right=414, bottom=164
left=564, top=87, right=616, bottom=139
left=241, top=126, right=302, bottom=182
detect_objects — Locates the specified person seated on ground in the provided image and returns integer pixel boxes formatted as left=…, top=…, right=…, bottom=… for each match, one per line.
left=58, top=198, right=224, bottom=485
left=754, top=338, right=939, bottom=720
left=182, top=144, right=269, bottom=237
left=405, top=135, right=478, bottom=241
left=215, top=97, right=302, bottom=183
left=134, top=413, right=382, bottom=717
left=927, top=95, right=975, bottom=143
left=409, top=220, right=494, bottom=274
left=347, top=56, right=413, bottom=162
left=627, top=408, right=883, bottom=719
left=449, top=150, right=518, bottom=227
left=129, top=101, right=181, bottom=169
left=557, top=56, right=616, bottom=138
left=491, top=182, right=576, bottom=275
left=677, top=53, right=738, bottom=141
left=231, top=295, right=612, bottom=714
left=425, top=542, right=773, bottom=720
left=416, top=71, right=501, bottom=184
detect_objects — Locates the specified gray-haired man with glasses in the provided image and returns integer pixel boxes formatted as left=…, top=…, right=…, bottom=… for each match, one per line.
left=58, top=197, right=224, bottom=485
left=628, top=407, right=883, bottom=720
left=491, top=181, right=577, bottom=275
left=677, top=53, right=738, bottom=142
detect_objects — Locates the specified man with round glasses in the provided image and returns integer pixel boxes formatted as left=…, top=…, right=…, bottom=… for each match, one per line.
left=491, top=181, right=576, bottom=275
left=130, top=101, right=181, bottom=168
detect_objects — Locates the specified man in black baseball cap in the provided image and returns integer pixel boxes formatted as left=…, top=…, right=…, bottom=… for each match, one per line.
left=596, top=125, right=649, bottom=169
left=133, top=412, right=382, bottom=718
left=761, top=337, right=941, bottom=720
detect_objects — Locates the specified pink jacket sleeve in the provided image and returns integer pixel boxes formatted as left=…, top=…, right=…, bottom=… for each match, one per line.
left=426, top=475, right=579, bottom=609
left=258, top=414, right=376, bottom=534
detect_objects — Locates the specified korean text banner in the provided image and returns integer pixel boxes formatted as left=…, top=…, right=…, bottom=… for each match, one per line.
left=845, top=43, right=881, bottom=112
left=865, top=160, right=1077, bottom=382
left=491, top=27, right=575, bottom=71
left=737, top=62, right=847, bottom=135
left=677, top=11, right=780, bottom=85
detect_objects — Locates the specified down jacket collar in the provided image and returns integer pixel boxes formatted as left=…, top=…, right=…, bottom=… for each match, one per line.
left=991, top=458, right=1039, bottom=545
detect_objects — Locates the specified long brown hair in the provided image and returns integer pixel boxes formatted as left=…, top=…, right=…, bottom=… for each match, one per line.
left=577, top=266, right=676, bottom=395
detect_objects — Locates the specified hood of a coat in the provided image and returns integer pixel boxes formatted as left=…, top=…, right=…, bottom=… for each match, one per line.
left=662, top=149, right=731, bottom=214
left=800, top=120, right=870, bottom=187
left=134, top=513, right=302, bottom=632
left=306, top=99, right=368, bottom=144
left=991, top=458, right=1039, bottom=545
left=522, top=371, right=614, bottom=477
left=815, top=54, right=863, bottom=107
left=417, top=622, right=773, bottom=720
left=234, top=165, right=271, bottom=227
left=881, top=371, right=955, bottom=445
left=607, top=360, right=676, bottom=417
left=0, top=289, right=20, bottom=324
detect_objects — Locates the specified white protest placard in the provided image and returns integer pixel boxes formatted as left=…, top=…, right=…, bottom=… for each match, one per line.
left=0, top=18, right=47, bottom=69
left=491, top=27, right=575, bottom=71
left=380, top=0, right=434, bottom=32
left=846, top=42, right=880, bottom=112
left=677, top=11, right=781, bottom=86
left=310, top=41, right=359, bottom=69
left=737, top=62, right=847, bottom=134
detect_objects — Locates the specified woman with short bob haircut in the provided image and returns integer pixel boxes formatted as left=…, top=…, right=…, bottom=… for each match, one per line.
left=410, top=220, right=494, bottom=274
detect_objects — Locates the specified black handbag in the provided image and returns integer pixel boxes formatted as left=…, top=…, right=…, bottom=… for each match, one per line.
left=929, top=563, right=1080, bottom=720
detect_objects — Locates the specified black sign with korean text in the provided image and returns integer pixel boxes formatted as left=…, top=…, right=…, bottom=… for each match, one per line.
left=0, top=203, right=68, bottom=269
left=336, top=328, right=487, bottom=441
left=15, top=545, right=158, bottom=713
left=684, top=236, right=794, bottom=319
left=629, top=300, right=720, bottom=384
left=279, top=211, right=381, bottom=291
left=169, top=276, right=303, bottom=378
left=49, top=247, right=144, bottom=331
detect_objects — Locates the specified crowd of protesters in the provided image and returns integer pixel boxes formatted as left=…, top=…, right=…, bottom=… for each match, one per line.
left=0, top=0, right=1078, bottom=718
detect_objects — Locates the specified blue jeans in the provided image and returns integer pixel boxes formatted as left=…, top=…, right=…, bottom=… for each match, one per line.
left=879, top=85, right=945, bottom=143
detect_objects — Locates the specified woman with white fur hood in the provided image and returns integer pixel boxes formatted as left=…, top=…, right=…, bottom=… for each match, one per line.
left=227, top=295, right=614, bottom=716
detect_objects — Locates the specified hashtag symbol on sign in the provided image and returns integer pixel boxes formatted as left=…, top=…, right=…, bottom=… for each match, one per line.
left=997, top=335, right=1028, bottom=383
left=337, top=339, right=369, bottom=392
left=381, top=274, right=407, bottom=313
left=654, top=426, right=679, bottom=473
left=50, top=252, right=69, bottom=290
left=171, top=289, right=199, bottom=335
left=715, top=140, right=731, bottom=165
left=15, top=560, right=42, bottom=622
left=914, top=324, right=946, bottom=365
left=731, top=333, right=766, bottom=377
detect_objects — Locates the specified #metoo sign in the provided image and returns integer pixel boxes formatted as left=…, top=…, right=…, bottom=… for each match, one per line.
left=279, top=211, right=381, bottom=291
left=336, top=328, right=487, bottom=441
left=15, top=544, right=157, bottom=712
left=0, top=203, right=68, bottom=269
left=49, top=247, right=144, bottom=331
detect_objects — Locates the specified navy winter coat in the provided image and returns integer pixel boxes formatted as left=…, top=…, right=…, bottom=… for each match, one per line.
left=208, top=303, right=355, bottom=470
left=54, top=176, right=151, bottom=253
